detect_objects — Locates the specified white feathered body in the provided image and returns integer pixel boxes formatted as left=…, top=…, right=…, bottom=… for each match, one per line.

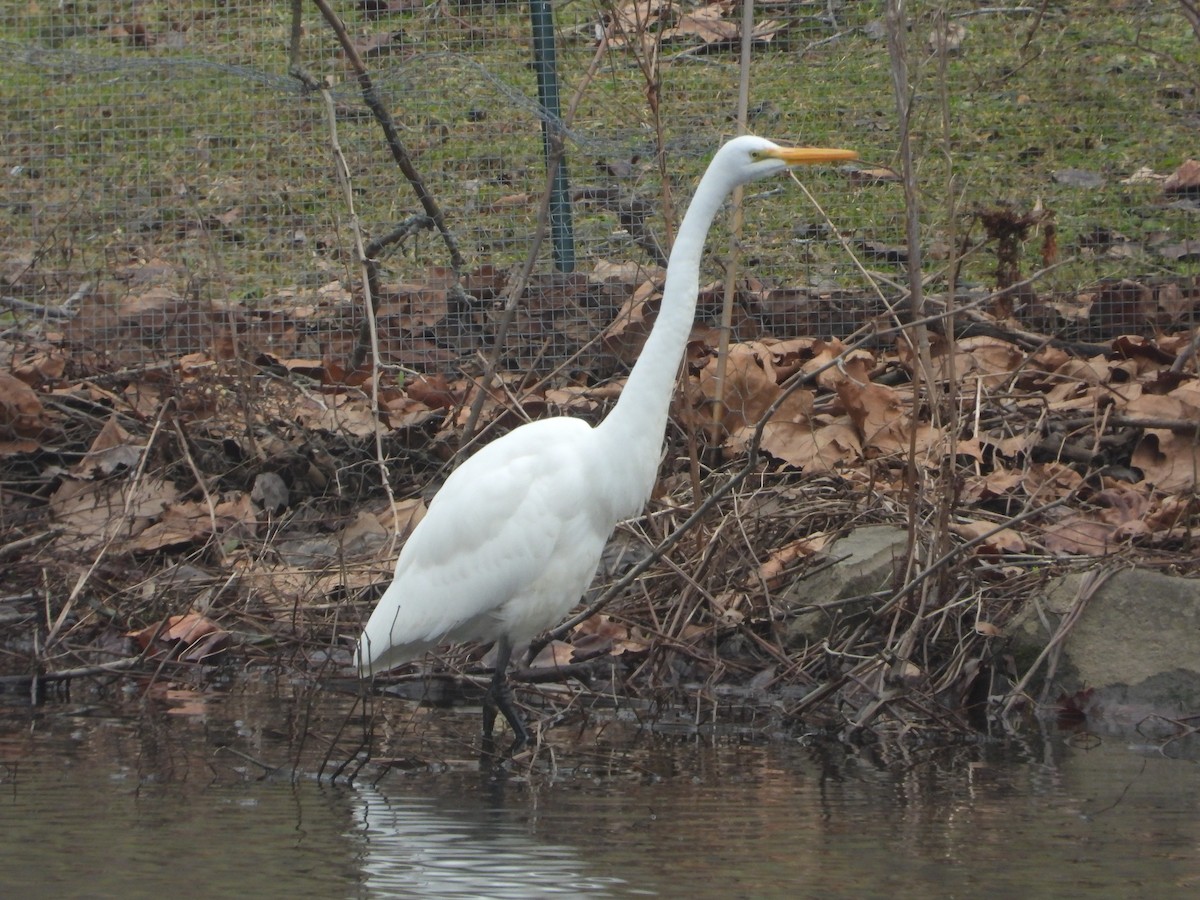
left=355, top=414, right=655, bottom=674
left=354, top=136, right=856, bottom=678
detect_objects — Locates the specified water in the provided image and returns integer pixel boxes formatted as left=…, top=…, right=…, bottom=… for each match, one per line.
left=2, top=675, right=1199, bottom=898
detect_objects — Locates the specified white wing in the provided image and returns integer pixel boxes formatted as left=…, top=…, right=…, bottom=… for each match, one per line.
left=356, top=417, right=615, bottom=675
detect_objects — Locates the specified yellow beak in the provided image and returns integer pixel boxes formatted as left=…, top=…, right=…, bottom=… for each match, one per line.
left=766, top=146, right=858, bottom=164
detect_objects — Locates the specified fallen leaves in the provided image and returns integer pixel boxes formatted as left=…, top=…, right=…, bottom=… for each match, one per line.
left=126, top=493, right=257, bottom=553
left=50, top=477, right=179, bottom=554
left=950, top=520, right=1028, bottom=555
left=604, top=1, right=784, bottom=50
left=0, top=370, right=54, bottom=452
left=570, top=614, right=648, bottom=658
left=757, top=533, right=829, bottom=590
left=697, top=338, right=866, bottom=472
left=685, top=306, right=1199, bottom=560
left=1163, top=159, right=1200, bottom=195
left=128, top=613, right=230, bottom=662
left=1132, top=429, right=1200, bottom=494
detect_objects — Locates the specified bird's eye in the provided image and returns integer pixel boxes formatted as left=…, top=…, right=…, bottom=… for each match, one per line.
left=749, top=150, right=765, bottom=161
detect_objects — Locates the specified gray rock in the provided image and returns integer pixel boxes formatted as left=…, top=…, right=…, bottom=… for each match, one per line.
left=1008, top=569, right=1200, bottom=723
left=782, top=525, right=909, bottom=647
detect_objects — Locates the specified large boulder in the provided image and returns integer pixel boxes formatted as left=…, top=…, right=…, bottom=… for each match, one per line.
left=1007, top=569, right=1200, bottom=727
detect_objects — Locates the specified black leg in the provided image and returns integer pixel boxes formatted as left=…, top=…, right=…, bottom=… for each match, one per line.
left=482, top=635, right=530, bottom=752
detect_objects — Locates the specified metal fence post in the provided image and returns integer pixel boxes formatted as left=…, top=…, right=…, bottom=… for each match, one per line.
left=530, top=0, right=576, bottom=273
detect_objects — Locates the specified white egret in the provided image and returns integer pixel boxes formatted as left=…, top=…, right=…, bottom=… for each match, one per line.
left=355, top=135, right=857, bottom=748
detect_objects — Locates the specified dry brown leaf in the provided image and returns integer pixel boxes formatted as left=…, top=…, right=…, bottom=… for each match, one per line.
left=1144, top=494, right=1197, bottom=532
left=950, top=520, right=1028, bottom=554
left=804, top=339, right=871, bottom=391
left=381, top=394, right=437, bottom=429
left=838, top=379, right=900, bottom=449
left=1093, top=486, right=1150, bottom=527
left=601, top=279, right=661, bottom=364
left=544, top=386, right=604, bottom=416
left=50, top=477, right=178, bottom=553
left=591, top=259, right=663, bottom=285
left=699, top=342, right=781, bottom=431
left=0, top=371, right=49, bottom=439
left=380, top=279, right=450, bottom=329
left=572, top=613, right=647, bottom=655
left=837, top=380, right=942, bottom=459
left=1163, top=159, right=1200, bottom=194
left=759, top=418, right=860, bottom=472
left=1119, top=392, right=1186, bottom=419
left=986, top=432, right=1038, bottom=459
left=405, top=374, right=459, bottom=410
left=954, top=437, right=986, bottom=462
left=1021, top=462, right=1084, bottom=500
left=126, top=493, right=257, bottom=552
left=11, top=351, right=67, bottom=382
left=294, top=394, right=380, bottom=438
left=756, top=535, right=826, bottom=588
left=848, top=167, right=902, bottom=185
left=1042, top=517, right=1123, bottom=556
left=339, top=511, right=389, bottom=556
left=1042, top=356, right=1109, bottom=407
left=1132, top=429, right=1199, bottom=492
left=960, top=469, right=1025, bottom=503
left=127, top=612, right=230, bottom=661
left=1030, top=345, right=1073, bottom=373
left=528, top=640, right=576, bottom=669
left=709, top=590, right=748, bottom=627
left=74, top=414, right=143, bottom=476
left=1169, top=379, right=1200, bottom=411
left=951, top=335, right=1026, bottom=385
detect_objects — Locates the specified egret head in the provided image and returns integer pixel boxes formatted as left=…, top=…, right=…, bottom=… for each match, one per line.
left=715, top=134, right=858, bottom=187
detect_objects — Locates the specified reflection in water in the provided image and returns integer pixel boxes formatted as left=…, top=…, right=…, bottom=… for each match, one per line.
left=351, top=785, right=627, bottom=897
left=1, top=676, right=1199, bottom=898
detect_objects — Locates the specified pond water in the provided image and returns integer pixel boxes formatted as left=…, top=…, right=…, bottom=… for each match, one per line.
left=2, top=674, right=1199, bottom=898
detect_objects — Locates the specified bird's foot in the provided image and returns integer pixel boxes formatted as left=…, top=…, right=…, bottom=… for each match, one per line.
left=482, top=678, right=530, bottom=755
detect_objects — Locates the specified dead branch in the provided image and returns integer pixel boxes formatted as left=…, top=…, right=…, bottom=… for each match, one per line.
left=304, top=0, right=465, bottom=274
left=1180, top=0, right=1200, bottom=44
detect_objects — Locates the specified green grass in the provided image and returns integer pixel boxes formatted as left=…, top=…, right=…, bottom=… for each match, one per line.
left=1, top=1, right=1196, bottom=330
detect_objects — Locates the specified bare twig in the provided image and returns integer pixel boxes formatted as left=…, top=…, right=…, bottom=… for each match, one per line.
left=313, top=82, right=400, bottom=550
left=171, top=419, right=225, bottom=565
left=1178, top=0, right=1200, bottom=43
left=305, top=0, right=465, bottom=274
left=711, top=0, right=756, bottom=447
left=0, top=529, right=62, bottom=562
left=1170, top=326, right=1200, bottom=376
left=45, top=402, right=169, bottom=650
left=288, top=0, right=304, bottom=68
left=953, top=6, right=1039, bottom=18
left=34, top=656, right=146, bottom=682
left=1001, top=567, right=1118, bottom=717
left=1019, top=0, right=1052, bottom=56
left=604, top=0, right=676, bottom=243
left=352, top=215, right=436, bottom=372
left=0, top=295, right=78, bottom=319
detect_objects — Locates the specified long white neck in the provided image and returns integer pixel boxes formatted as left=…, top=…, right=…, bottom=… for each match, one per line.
left=595, top=162, right=735, bottom=511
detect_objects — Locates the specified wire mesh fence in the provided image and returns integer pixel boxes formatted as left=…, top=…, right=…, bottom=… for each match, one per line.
left=2, top=1, right=1198, bottom=381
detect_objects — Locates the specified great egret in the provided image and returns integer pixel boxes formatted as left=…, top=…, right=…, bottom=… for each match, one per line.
left=356, top=135, right=857, bottom=748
